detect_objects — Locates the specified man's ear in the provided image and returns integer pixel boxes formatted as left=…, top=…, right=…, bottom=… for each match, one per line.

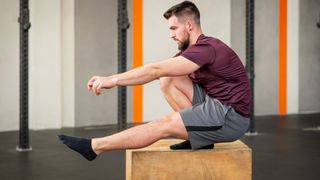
left=186, top=20, right=193, bottom=31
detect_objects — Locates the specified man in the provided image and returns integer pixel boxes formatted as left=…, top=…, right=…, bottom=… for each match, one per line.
left=58, top=1, right=251, bottom=161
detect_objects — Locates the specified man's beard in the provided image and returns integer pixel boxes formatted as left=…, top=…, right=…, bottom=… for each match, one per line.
left=178, top=38, right=190, bottom=51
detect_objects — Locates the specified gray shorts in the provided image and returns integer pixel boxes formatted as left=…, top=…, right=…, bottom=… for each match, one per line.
left=179, top=83, right=250, bottom=149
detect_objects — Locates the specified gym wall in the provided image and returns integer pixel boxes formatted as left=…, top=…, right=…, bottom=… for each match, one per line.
left=29, top=0, right=62, bottom=129
left=230, top=0, right=320, bottom=115
left=1, top=0, right=320, bottom=132
left=74, top=0, right=118, bottom=127
left=299, top=0, right=320, bottom=113
left=0, top=0, right=64, bottom=131
left=0, top=0, right=19, bottom=131
left=0, top=0, right=121, bottom=131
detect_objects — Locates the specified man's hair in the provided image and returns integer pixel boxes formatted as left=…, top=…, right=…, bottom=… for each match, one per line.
left=163, top=1, right=201, bottom=26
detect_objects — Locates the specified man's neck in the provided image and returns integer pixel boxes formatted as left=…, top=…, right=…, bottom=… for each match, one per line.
left=189, top=29, right=203, bottom=47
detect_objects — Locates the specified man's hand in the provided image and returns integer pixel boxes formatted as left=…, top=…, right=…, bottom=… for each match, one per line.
left=87, top=76, right=118, bottom=96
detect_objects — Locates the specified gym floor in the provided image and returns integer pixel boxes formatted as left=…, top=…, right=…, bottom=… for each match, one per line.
left=0, top=113, right=319, bottom=180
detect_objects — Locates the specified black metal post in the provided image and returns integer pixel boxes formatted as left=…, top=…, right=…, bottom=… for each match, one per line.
left=17, top=0, right=32, bottom=151
left=246, top=0, right=257, bottom=135
left=117, top=0, right=130, bottom=131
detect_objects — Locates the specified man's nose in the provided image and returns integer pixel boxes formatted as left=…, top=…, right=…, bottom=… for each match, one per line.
left=170, top=32, right=176, bottom=39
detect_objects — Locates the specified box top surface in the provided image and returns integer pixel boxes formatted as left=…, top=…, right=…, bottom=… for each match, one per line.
left=127, top=139, right=251, bottom=152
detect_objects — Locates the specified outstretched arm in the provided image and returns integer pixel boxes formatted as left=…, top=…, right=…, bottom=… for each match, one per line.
left=87, top=56, right=199, bottom=95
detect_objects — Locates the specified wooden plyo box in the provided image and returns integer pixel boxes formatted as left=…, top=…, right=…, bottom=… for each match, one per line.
left=126, top=139, right=252, bottom=180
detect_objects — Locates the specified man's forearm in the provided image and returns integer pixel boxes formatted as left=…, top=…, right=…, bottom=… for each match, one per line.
left=112, top=64, right=159, bottom=86
left=107, top=56, right=199, bottom=87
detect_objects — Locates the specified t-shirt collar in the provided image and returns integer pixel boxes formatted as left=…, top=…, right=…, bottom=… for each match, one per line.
left=196, top=34, right=205, bottom=43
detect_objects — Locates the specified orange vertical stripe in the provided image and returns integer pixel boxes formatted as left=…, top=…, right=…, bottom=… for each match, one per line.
left=279, top=0, right=287, bottom=115
left=133, top=0, right=143, bottom=123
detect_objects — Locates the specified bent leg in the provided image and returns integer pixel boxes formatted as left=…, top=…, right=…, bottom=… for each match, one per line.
left=160, top=76, right=193, bottom=111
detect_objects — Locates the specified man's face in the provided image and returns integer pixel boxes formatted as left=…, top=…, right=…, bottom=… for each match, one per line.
left=168, top=15, right=190, bottom=51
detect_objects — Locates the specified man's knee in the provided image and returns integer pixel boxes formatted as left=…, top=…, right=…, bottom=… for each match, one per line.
left=151, top=113, right=188, bottom=139
left=159, top=77, right=174, bottom=93
left=150, top=115, right=171, bottom=137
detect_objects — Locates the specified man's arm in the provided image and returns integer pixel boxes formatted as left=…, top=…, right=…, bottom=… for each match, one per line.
left=87, top=56, right=199, bottom=95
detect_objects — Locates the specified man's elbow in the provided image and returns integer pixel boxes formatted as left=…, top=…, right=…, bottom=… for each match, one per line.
left=147, top=64, right=162, bottom=79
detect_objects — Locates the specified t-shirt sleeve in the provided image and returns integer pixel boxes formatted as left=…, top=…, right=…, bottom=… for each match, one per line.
left=180, top=43, right=216, bottom=67
left=173, top=51, right=183, bottom=57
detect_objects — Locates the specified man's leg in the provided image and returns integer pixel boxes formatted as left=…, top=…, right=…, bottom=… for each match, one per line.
left=159, top=76, right=214, bottom=150
left=58, top=112, right=188, bottom=161
left=160, top=76, right=207, bottom=150
left=159, top=76, right=194, bottom=111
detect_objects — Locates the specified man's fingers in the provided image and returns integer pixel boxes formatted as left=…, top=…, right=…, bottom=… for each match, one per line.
left=92, top=79, right=102, bottom=95
left=92, top=81, right=98, bottom=94
left=97, top=80, right=103, bottom=89
left=96, top=80, right=101, bottom=95
left=87, top=81, right=93, bottom=90
left=87, top=76, right=107, bottom=96
left=87, top=76, right=98, bottom=90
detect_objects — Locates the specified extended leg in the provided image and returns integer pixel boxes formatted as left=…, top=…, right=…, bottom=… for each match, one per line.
left=58, top=112, right=188, bottom=161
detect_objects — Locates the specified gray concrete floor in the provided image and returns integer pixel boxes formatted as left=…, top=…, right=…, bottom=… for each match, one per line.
left=0, top=113, right=320, bottom=180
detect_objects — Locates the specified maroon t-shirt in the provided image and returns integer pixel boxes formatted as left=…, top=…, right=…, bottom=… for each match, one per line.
left=178, top=34, right=251, bottom=117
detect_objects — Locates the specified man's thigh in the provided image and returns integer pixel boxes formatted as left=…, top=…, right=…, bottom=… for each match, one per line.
left=151, top=112, right=189, bottom=140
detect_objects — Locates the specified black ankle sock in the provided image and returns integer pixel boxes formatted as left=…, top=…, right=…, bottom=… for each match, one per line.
left=170, top=140, right=192, bottom=150
left=58, top=134, right=97, bottom=161
left=170, top=140, right=214, bottom=150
